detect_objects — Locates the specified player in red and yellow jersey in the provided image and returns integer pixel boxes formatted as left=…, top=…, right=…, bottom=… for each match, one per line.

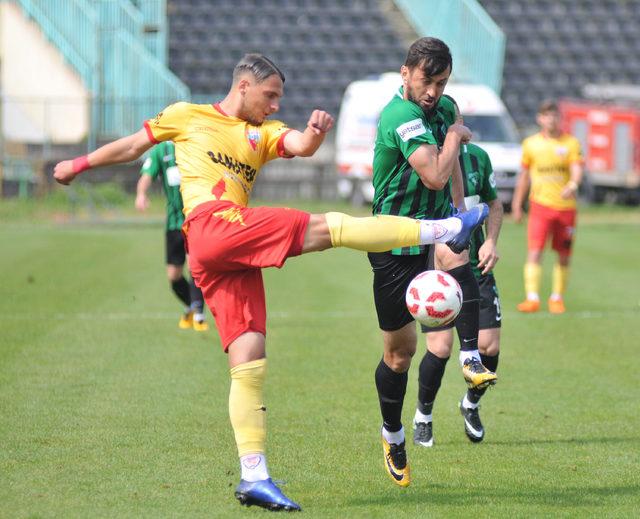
left=53, top=54, right=489, bottom=512
left=512, top=99, right=584, bottom=314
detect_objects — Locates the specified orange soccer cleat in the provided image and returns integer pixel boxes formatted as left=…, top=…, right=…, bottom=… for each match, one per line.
left=548, top=297, right=566, bottom=314
left=516, top=299, right=540, bottom=313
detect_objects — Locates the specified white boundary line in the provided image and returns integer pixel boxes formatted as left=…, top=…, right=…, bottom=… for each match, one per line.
left=0, top=309, right=637, bottom=321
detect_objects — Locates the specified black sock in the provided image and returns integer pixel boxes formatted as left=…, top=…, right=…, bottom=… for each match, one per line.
left=467, top=352, right=500, bottom=403
left=171, top=277, right=191, bottom=308
left=375, top=358, right=408, bottom=433
left=189, top=278, right=204, bottom=313
left=448, top=263, right=480, bottom=351
left=417, top=351, right=449, bottom=415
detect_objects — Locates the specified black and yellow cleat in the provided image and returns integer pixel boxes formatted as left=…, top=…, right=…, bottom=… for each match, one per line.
left=178, top=311, right=193, bottom=330
left=381, top=434, right=411, bottom=487
left=192, top=318, right=210, bottom=332
left=462, top=358, right=497, bottom=390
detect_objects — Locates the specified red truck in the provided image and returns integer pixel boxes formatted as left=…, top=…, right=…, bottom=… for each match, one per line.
left=560, top=99, right=640, bottom=204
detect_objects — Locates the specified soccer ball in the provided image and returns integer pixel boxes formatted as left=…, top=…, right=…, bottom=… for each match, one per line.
left=405, top=270, right=463, bottom=327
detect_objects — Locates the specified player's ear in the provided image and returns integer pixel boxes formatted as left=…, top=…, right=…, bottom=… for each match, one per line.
left=237, top=77, right=251, bottom=96
left=400, top=65, right=409, bottom=84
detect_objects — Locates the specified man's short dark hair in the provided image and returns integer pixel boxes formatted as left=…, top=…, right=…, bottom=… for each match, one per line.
left=405, top=37, right=452, bottom=77
left=233, top=53, right=285, bottom=84
left=538, top=99, right=559, bottom=114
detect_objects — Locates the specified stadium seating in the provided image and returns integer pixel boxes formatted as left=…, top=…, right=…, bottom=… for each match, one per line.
left=166, top=0, right=408, bottom=129
left=478, top=0, right=640, bottom=129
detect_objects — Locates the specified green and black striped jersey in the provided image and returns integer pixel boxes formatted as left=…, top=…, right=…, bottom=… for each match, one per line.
left=140, top=141, right=184, bottom=231
left=372, top=89, right=457, bottom=255
left=459, top=143, right=498, bottom=279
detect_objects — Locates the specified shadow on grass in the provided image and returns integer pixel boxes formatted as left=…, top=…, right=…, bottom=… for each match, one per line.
left=487, top=435, right=639, bottom=447
left=347, top=483, right=639, bottom=508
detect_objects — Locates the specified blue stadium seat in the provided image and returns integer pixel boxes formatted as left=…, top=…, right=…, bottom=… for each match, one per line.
left=480, top=0, right=640, bottom=129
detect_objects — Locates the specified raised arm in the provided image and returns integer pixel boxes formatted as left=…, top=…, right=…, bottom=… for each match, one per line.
left=407, top=122, right=471, bottom=191
left=282, top=110, right=334, bottom=157
left=53, top=128, right=154, bottom=185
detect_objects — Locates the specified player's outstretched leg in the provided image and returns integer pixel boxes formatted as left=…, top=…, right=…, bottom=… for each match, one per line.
left=323, top=203, right=489, bottom=254
left=447, top=204, right=490, bottom=254
left=235, top=479, right=301, bottom=512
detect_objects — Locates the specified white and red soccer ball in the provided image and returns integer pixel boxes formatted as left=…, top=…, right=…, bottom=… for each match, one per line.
left=405, top=270, right=463, bottom=327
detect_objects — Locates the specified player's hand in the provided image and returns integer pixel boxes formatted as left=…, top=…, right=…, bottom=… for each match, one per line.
left=560, top=181, right=578, bottom=199
left=307, top=110, right=334, bottom=135
left=511, top=205, right=523, bottom=223
left=53, top=160, right=78, bottom=185
left=447, top=123, right=472, bottom=144
left=477, top=239, right=499, bottom=275
left=135, top=193, right=149, bottom=212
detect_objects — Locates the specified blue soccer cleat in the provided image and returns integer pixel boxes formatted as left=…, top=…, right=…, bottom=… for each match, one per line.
left=235, top=478, right=301, bottom=512
left=447, top=203, right=490, bottom=254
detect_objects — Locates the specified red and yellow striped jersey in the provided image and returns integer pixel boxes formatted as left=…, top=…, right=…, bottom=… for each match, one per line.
left=144, top=102, right=291, bottom=215
left=521, top=132, right=583, bottom=210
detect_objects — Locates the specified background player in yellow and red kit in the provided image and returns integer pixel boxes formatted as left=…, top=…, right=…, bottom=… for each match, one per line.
left=512, top=99, right=584, bottom=314
left=53, top=54, right=488, bottom=512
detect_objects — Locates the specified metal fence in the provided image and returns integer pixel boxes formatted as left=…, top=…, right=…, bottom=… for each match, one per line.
left=394, top=0, right=506, bottom=93
left=1, top=95, right=338, bottom=200
left=14, top=0, right=188, bottom=143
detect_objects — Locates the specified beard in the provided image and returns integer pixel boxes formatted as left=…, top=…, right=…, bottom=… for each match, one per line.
left=406, top=87, right=437, bottom=117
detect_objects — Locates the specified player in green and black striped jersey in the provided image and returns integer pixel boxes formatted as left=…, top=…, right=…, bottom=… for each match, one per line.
left=368, top=37, right=496, bottom=488
left=136, top=141, right=209, bottom=331
left=414, top=141, right=504, bottom=447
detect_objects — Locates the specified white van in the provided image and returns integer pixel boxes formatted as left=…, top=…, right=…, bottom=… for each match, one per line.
left=335, top=73, right=521, bottom=205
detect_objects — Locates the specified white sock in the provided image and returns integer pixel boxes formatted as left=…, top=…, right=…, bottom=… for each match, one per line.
left=414, top=408, right=432, bottom=424
left=193, top=312, right=205, bottom=322
left=382, top=425, right=405, bottom=445
left=462, top=394, right=479, bottom=409
left=549, top=293, right=562, bottom=301
left=419, top=217, right=461, bottom=245
left=527, top=292, right=540, bottom=301
left=240, top=453, right=270, bottom=482
left=459, top=349, right=481, bottom=367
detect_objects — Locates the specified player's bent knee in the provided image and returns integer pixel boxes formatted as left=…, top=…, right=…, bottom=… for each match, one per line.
left=426, top=331, right=454, bottom=358
left=383, top=350, right=414, bottom=372
left=478, top=329, right=500, bottom=356
left=301, top=214, right=332, bottom=253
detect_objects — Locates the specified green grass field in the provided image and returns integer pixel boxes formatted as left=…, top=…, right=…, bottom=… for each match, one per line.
left=1, top=197, right=639, bottom=518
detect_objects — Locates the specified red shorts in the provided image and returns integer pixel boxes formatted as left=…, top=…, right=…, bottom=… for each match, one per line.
left=184, top=200, right=310, bottom=350
left=527, top=200, right=577, bottom=255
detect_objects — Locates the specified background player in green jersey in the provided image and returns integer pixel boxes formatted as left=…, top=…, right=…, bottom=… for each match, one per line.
left=135, top=141, right=208, bottom=331
left=369, top=37, right=495, bottom=487
left=413, top=137, right=503, bottom=447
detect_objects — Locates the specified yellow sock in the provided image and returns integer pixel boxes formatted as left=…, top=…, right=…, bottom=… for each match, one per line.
left=325, top=212, right=420, bottom=252
left=229, top=358, right=267, bottom=457
left=524, top=263, right=542, bottom=298
left=552, top=263, right=569, bottom=296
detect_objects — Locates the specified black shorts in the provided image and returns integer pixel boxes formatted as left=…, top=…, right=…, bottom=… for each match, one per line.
left=421, top=272, right=502, bottom=333
left=368, top=249, right=433, bottom=331
left=166, top=229, right=186, bottom=266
